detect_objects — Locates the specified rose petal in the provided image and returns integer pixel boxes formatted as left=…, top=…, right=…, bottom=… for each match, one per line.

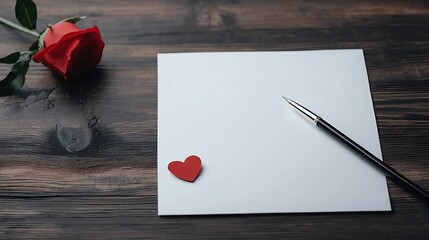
left=32, top=43, right=57, bottom=62
left=44, top=22, right=82, bottom=47
left=33, top=28, right=100, bottom=62
left=33, top=24, right=105, bottom=80
left=40, top=37, right=82, bottom=78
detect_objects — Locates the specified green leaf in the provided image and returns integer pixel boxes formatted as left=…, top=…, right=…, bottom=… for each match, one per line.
left=29, top=40, right=38, bottom=51
left=0, top=52, right=21, bottom=64
left=0, top=53, right=31, bottom=97
left=29, top=40, right=40, bottom=55
left=15, top=0, right=37, bottom=30
left=62, top=15, right=86, bottom=24
left=29, top=36, right=43, bottom=55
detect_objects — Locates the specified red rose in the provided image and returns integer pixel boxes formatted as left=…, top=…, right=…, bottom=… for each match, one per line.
left=33, top=21, right=105, bottom=80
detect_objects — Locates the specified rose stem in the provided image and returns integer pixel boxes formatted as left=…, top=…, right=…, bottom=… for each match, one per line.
left=0, top=16, right=40, bottom=38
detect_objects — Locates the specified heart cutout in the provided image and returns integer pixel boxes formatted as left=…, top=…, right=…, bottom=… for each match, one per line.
left=168, top=155, right=202, bottom=182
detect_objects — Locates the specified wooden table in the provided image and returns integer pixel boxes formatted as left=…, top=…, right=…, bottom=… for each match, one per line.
left=1, top=0, right=429, bottom=239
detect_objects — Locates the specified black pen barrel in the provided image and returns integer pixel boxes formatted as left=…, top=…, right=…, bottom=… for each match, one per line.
left=316, top=117, right=429, bottom=202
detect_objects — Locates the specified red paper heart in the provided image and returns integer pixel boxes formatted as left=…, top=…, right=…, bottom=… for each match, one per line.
left=168, top=155, right=202, bottom=182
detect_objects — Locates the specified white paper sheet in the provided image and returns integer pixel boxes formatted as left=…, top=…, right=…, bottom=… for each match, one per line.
left=157, top=50, right=391, bottom=215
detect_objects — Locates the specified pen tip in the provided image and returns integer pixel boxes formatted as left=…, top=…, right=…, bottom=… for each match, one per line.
left=282, top=96, right=291, bottom=103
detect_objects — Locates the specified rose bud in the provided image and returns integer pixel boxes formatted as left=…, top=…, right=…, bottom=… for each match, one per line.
left=33, top=21, right=105, bottom=80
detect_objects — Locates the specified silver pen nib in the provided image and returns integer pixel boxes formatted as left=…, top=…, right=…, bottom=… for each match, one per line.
left=282, top=96, right=291, bottom=103
left=282, top=96, right=320, bottom=125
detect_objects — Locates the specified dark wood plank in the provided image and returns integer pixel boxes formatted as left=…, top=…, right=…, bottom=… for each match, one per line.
left=1, top=0, right=429, bottom=239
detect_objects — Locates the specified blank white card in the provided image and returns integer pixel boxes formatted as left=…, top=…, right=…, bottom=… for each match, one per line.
left=158, top=50, right=391, bottom=215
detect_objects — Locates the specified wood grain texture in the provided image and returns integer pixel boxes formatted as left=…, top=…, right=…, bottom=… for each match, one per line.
left=1, top=0, right=429, bottom=239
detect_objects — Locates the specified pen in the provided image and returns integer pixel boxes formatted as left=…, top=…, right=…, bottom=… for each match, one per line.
left=283, top=96, right=429, bottom=202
